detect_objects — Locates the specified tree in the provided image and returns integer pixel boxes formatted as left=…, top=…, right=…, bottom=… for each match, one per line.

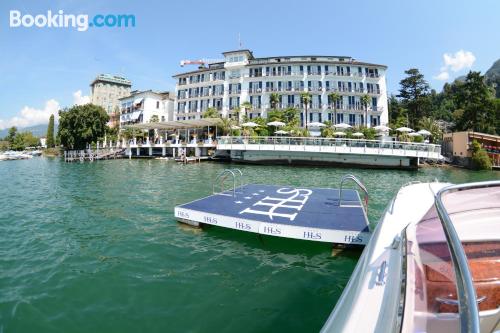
left=202, top=107, right=218, bottom=119
left=454, top=71, right=496, bottom=134
left=7, top=126, right=17, bottom=144
left=397, top=68, right=430, bottom=128
left=218, top=117, right=233, bottom=136
left=282, top=107, right=299, bottom=128
left=361, top=94, right=371, bottom=127
left=232, top=106, right=241, bottom=124
left=241, top=101, right=252, bottom=121
left=150, top=115, right=159, bottom=123
left=269, top=93, right=281, bottom=110
left=418, top=117, right=442, bottom=143
left=11, top=131, right=39, bottom=150
left=58, top=104, right=109, bottom=150
left=46, top=114, right=55, bottom=148
left=470, top=140, right=492, bottom=170
left=328, top=92, right=341, bottom=124
left=300, top=92, right=312, bottom=128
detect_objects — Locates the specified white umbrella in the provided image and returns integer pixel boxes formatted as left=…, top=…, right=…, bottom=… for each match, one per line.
left=275, top=130, right=289, bottom=135
left=408, top=132, right=421, bottom=137
left=333, top=132, right=346, bottom=136
left=241, top=122, right=259, bottom=127
left=352, top=132, right=364, bottom=137
left=396, top=127, right=413, bottom=132
left=417, top=129, right=431, bottom=136
left=333, top=123, right=352, bottom=129
left=373, top=125, right=390, bottom=132
left=267, top=121, right=286, bottom=127
left=230, top=125, right=241, bottom=130
left=308, top=122, right=326, bottom=128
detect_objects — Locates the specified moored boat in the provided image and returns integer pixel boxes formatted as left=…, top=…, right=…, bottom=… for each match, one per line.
left=321, top=180, right=500, bottom=333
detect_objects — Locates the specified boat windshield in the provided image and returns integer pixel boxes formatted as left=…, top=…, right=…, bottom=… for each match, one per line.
left=402, top=182, right=500, bottom=333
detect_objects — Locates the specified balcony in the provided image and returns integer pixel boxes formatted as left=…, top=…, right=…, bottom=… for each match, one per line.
left=228, top=90, right=241, bottom=95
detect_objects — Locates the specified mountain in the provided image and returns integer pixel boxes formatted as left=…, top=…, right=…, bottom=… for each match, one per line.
left=0, top=123, right=58, bottom=138
left=485, top=58, right=500, bottom=98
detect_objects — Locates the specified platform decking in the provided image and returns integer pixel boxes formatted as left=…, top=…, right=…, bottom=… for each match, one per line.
left=175, top=184, right=371, bottom=245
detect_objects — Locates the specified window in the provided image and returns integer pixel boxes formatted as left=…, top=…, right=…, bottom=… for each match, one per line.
left=156, top=101, right=160, bottom=109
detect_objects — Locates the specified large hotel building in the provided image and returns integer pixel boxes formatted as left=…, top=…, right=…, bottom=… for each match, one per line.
left=173, top=50, right=388, bottom=127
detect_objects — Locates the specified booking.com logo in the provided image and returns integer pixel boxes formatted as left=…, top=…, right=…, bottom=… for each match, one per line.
left=9, top=10, right=135, bottom=32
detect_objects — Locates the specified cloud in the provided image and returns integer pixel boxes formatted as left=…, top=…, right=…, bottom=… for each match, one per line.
left=443, top=50, right=476, bottom=72
left=73, top=90, right=90, bottom=105
left=0, top=99, right=60, bottom=130
left=433, top=71, right=450, bottom=81
left=0, top=90, right=90, bottom=130
left=434, top=50, right=475, bottom=82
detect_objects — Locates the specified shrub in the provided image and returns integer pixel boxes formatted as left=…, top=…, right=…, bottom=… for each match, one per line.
left=470, top=140, right=492, bottom=170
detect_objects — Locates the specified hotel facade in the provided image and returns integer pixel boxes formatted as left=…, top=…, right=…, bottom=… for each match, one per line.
left=173, top=50, right=388, bottom=127
left=90, top=74, right=132, bottom=128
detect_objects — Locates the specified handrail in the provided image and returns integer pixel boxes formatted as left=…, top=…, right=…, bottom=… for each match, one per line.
left=339, top=174, right=369, bottom=214
left=216, top=136, right=442, bottom=155
left=217, top=135, right=441, bottom=148
left=212, top=169, right=244, bottom=197
left=434, top=180, right=500, bottom=333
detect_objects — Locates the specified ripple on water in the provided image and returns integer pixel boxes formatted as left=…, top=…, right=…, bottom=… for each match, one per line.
left=0, top=158, right=496, bottom=333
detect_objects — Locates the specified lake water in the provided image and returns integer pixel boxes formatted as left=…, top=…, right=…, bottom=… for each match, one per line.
left=0, top=157, right=497, bottom=333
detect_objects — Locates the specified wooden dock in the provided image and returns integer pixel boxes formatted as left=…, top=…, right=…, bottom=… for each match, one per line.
left=64, top=148, right=125, bottom=163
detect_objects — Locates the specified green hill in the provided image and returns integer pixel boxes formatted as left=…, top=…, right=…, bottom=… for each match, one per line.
left=485, top=58, right=500, bottom=98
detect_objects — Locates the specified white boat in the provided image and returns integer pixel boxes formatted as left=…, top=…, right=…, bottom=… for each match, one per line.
left=1, top=151, right=33, bottom=160
left=321, top=180, right=500, bottom=333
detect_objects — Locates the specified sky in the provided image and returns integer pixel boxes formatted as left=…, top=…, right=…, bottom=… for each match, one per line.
left=0, top=0, right=499, bottom=130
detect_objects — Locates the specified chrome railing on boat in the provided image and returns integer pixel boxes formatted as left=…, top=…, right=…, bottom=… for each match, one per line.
left=434, top=180, right=500, bottom=333
left=213, top=169, right=244, bottom=197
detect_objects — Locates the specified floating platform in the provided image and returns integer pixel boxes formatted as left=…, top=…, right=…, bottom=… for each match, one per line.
left=174, top=184, right=371, bottom=245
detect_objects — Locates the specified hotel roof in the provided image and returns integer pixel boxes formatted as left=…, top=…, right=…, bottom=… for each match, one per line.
left=173, top=51, right=387, bottom=77
left=90, top=74, right=132, bottom=86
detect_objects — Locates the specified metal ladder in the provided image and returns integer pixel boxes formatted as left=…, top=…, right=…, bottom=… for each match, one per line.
left=338, top=174, right=369, bottom=214
left=212, top=169, right=244, bottom=197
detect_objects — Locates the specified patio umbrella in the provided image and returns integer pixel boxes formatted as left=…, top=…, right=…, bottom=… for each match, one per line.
left=333, top=123, right=352, bottom=129
left=230, top=125, right=241, bottom=130
left=241, top=122, right=259, bottom=127
left=396, top=127, right=413, bottom=132
left=333, top=132, right=346, bottom=136
left=275, top=130, right=289, bottom=135
left=267, top=121, right=286, bottom=127
left=417, top=129, right=431, bottom=136
left=352, top=132, right=364, bottom=137
left=373, top=125, right=390, bottom=132
left=308, top=122, right=326, bottom=128
left=408, top=132, right=421, bottom=137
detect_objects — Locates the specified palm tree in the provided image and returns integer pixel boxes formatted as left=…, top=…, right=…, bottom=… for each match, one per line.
left=241, top=101, right=252, bottom=122
left=203, top=107, right=218, bottom=119
left=361, top=94, right=371, bottom=127
left=418, top=117, right=442, bottom=143
left=219, top=117, right=233, bottom=136
left=300, top=92, right=312, bottom=128
left=328, top=92, right=341, bottom=125
left=269, top=93, right=281, bottom=110
left=232, top=106, right=241, bottom=125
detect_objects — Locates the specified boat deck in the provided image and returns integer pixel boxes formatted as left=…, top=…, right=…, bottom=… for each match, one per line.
left=175, top=184, right=370, bottom=244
